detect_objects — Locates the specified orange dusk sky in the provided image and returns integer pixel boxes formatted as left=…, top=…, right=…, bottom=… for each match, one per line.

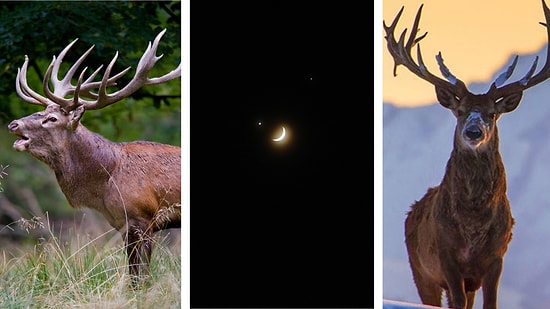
left=379, top=0, right=550, bottom=107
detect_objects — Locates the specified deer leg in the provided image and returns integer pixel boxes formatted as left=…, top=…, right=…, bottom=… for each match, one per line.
left=448, top=291, right=475, bottom=309
left=466, top=291, right=475, bottom=309
left=406, top=225, right=442, bottom=306
left=439, top=251, right=467, bottom=309
left=124, top=222, right=153, bottom=286
left=481, top=258, right=503, bottom=309
left=406, top=248, right=442, bottom=306
left=443, top=277, right=466, bottom=309
left=410, top=264, right=442, bottom=307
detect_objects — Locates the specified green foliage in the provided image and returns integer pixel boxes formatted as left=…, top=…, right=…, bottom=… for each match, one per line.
left=0, top=1, right=181, bottom=122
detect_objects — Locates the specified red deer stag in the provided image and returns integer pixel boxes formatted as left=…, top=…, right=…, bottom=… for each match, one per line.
left=384, top=1, right=550, bottom=308
left=7, top=29, right=181, bottom=285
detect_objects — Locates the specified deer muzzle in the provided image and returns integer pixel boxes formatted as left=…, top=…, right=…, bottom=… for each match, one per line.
left=461, top=112, right=489, bottom=149
left=7, top=120, right=30, bottom=152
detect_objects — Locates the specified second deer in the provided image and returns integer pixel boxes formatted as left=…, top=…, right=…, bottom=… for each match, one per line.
left=384, top=0, right=550, bottom=308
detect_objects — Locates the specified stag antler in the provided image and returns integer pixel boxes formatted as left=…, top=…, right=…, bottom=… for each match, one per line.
left=383, top=0, right=550, bottom=98
left=16, top=28, right=181, bottom=111
left=487, top=0, right=550, bottom=98
left=383, top=4, right=468, bottom=97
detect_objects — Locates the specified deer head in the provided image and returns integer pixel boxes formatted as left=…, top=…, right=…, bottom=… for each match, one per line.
left=383, top=0, right=550, bottom=151
left=10, top=29, right=181, bottom=158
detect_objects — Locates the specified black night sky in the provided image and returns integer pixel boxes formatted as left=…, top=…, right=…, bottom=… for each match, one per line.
left=191, top=1, right=367, bottom=307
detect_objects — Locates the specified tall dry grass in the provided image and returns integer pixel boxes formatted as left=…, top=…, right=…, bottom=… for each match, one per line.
left=0, top=211, right=181, bottom=308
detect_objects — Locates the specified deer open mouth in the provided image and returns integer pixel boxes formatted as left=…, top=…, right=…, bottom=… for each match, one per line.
left=464, top=125, right=483, bottom=141
left=462, top=123, right=489, bottom=149
left=12, top=135, right=30, bottom=152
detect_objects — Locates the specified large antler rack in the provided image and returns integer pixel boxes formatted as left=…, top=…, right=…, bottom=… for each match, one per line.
left=15, top=28, right=181, bottom=111
left=487, top=0, right=550, bottom=99
left=383, top=0, right=550, bottom=99
left=383, top=4, right=468, bottom=98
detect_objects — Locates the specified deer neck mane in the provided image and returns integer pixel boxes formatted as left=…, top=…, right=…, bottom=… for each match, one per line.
left=46, top=123, right=121, bottom=182
left=442, top=132, right=507, bottom=204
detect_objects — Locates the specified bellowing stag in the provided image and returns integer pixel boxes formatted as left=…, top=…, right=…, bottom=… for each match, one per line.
left=7, top=29, right=181, bottom=285
left=384, top=1, right=550, bottom=308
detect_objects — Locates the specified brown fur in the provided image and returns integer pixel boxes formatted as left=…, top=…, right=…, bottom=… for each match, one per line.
left=8, top=104, right=181, bottom=284
left=404, top=92, right=518, bottom=309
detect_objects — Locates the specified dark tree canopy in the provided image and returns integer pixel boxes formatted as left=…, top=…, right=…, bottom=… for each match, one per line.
left=0, top=1, right=181, bottom=122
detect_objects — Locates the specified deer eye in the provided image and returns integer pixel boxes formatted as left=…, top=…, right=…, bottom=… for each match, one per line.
left=43, top=116, right=57, bottom=124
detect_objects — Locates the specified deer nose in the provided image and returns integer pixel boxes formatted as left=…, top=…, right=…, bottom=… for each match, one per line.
left=7, top=121, right=19, bottom=133
left=464, top=125, right=483, bottom=140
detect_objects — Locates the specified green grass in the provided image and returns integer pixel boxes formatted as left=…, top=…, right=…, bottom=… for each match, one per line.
left=0, top=214, right=181, bottom=308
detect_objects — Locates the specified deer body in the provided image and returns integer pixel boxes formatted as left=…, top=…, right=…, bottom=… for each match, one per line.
left=8, top=30, right=181, bottom=284
left=405, top=109, right=514, bottom=308
left=384, top=1, right=550, bottom=308
left=54, top=130, right=181, bottom=232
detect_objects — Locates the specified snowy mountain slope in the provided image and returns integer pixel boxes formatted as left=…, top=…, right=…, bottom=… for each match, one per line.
left=382, top=46, right=550, bottom=308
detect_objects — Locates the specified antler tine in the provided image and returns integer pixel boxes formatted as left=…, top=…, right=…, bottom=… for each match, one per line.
left=73, top=67, right=88, bottom=107
left=489, top=0, right=550, bottom=98
left=148, top=62, right=182, bottom=84
left=16, top=29, right=179, bottom=112
left=137, top=28, right=182, bottom=84
left=384, top=5, right=468, bottom=94
left=41, top=39, right=91, bottom=110
left=50, top=39, right=88, bottom=96
left=41, top=38, right=135, bottom=110
left=83, top=28, right=181, bottom=110
left=72, top=63, right=130, bottom=101
left=15, top=56, right=51, bottom=106
left=491, top=56, right=520, bottom=88
left=525, top=0, right=550, bottom=86
left=43, top=40, right=123, bottom=110
left=72, top=64, right=126, bottom=100
left=43, top=56, right=77, bottom=109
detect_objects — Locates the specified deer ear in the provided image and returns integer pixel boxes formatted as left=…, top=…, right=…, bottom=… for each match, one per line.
left=435, top=87, right=459, bottom=110
left=68, top=105, right=85, bottom=130
left=496, top=93, right=523, bottom=113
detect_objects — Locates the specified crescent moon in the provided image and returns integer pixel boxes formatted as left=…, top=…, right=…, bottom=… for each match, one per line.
left=273, top=126, right=286, bottom=142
